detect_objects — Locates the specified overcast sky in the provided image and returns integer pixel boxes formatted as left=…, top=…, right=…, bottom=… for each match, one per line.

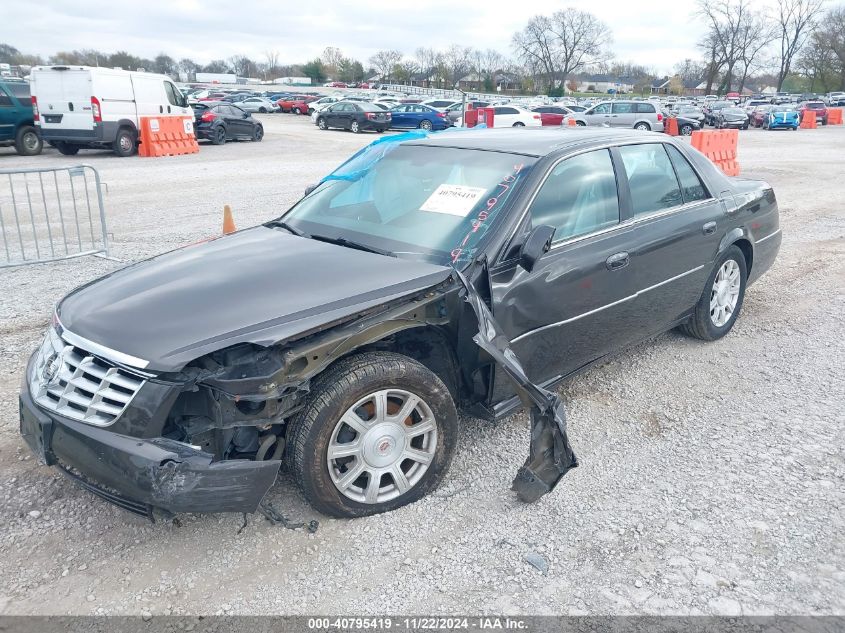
left=4, top=0, right=711, bottom=75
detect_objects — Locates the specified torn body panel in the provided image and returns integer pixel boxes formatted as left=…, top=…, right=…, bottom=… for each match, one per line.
left=454, top=269, right=578, bottom=502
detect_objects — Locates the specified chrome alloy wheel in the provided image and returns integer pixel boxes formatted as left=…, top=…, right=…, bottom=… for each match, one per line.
left=327, top=389, right=437, bottom=504
left=710, top=259, right=741, bottom=327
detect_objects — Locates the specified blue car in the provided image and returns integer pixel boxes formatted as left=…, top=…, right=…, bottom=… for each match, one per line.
left=388, top=104, right=452, bottom=131
left=764, top=107, right=799, bottom=130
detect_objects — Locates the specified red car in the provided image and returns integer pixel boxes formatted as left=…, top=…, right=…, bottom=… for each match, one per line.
left=798, top=101, right=828, bottom=125
left=749, top=105, right=773, bottom=127
left=531, top=106, right=573, bottom=126
left=328, top=82, right=347, bottom=88
left=277, top=95, right=318, bottom=113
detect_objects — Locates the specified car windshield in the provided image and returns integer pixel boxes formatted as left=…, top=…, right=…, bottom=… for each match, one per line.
left=278, top=144, right=536, bottom=266
left=724, top=108, right=745, bottom=115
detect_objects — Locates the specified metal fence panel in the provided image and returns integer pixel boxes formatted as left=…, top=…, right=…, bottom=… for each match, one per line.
left=0, top=165, right=110, bottom=268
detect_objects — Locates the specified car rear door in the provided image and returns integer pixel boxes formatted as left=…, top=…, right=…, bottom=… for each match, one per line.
left=616, top=141, right=722, bottom=331
left=611, top=102, right=635, bottom=127
left=391, top=105, right=409, bottom=127
left=493, top=106, right=517, bottom=127
left=489, top=148, right=642, bottom=398
left=33, top=68, right=94, bottom=135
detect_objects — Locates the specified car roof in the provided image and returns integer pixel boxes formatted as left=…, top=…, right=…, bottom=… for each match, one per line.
left=403, top=127, right=669, bottom=157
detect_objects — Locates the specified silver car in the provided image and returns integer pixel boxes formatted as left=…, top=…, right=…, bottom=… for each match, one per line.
left=570, top=100, right=665, bottom=132
left=237, top=97, right=280, bottom=114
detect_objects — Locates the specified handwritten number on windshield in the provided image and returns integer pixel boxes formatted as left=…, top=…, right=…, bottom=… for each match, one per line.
left=451, top=163, right=524, bottom=264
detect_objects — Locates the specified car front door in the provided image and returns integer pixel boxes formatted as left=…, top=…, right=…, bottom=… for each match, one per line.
left=391, top=105, right=409, bottom=127
left=583, top=102, right=611, bottom=126
left=489, top=148, right=643, bottom=402
left=616, top=142, right=723, bottom=332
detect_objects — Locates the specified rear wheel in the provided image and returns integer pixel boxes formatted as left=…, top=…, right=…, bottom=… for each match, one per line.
left=211, top=126, right=227, bottom=145
left=680, top=123, right=693, bottom=136
left=54, top=141, right=79, bottom=156
left=512, top=121, right=525, bottom=127
left=14, top=126, right=42, bottom=156
left=285, top=352, right=458, bottom=518
left=576, top=120, right=586, bottom=126
left=419, top=119, right=433, bottom=130
left=350, top=120, right=361, bottom=133
left=634, top=122, right=651, bottom=131
left=112, top=127, right=137, bottom=157
left=680, top=245, right=747, bottom=341
left=259, top=107, right=267, bottom=113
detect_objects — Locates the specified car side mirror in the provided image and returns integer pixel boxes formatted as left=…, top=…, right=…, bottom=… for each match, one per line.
left=304, top=183, right=319, bottom=196
left=518, top=225, right=556, bottom=272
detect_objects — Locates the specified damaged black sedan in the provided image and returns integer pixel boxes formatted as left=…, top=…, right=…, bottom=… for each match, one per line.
left=20, top=128, right=780, bottom=519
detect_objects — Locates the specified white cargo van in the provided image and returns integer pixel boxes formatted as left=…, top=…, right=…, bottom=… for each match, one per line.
left=30, top=66, right=191, bottom=156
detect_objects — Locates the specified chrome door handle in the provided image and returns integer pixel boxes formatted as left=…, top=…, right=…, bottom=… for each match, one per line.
left=703, top=221, right=717, bottom=235
left=606, top=252, right=629, bottom=270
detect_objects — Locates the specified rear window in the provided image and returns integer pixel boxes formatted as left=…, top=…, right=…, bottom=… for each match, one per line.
left=358, top=103, right=383, bottom=112
left=5, top=82, right=31, bottom=99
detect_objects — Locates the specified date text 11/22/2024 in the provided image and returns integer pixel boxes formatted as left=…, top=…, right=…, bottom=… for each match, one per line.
left=306, top=617, right=528, bottom=630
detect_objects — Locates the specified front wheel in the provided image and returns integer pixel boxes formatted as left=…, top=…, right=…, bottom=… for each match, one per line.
left=680, top=245, right=747, bottom=341
left=285, top=352, right=458, bottom=518
left=317, top=117, right=328, bottom=130
left=512, top=121, right=525, bottom=127
left=293, top=107, right=301, bottom=115
left=15, top=125, right=42, bottom=156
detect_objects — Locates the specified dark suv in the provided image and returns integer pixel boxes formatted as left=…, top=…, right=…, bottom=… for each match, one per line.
left=0, top=78, right=42, bottom=155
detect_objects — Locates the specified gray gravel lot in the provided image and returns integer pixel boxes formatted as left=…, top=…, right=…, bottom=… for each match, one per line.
left=0, top=116, right=843, bottom=616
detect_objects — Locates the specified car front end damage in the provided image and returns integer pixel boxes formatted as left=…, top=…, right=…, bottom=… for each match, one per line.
left=20, top=270, right=579, bottom=519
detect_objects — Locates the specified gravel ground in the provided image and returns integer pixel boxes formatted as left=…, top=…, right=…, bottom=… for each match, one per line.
left=0, top=117, right=842, bottom=617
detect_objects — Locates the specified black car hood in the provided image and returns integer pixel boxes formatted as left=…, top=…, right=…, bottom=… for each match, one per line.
left=57, top=227, right=451, bottom=372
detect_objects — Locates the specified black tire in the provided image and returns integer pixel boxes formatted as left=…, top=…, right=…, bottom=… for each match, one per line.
left=350, top=120, right=361, bottom=133
left=259, top=107, right=267, bottom=113
left=634, top=122, right=651, bottom=131
left=512, top=121, right=525, bottom=127
left=680, top=124, right=693, bottom=136
left=317, top=117, right=328, bottom=130
left=293, top=107, right=301, bottom=115
left=252, top=125, right=264, bottom=142
left=419, top=119, right=433, bottom=130
left=14, top=125, right=42, bottom=156
left=576, top=120, right=586, bottom=126
left=54, top=141, right=80, bottom=156
left=285, top=351, right=459, bottom=518
left=680, top=245, right=748, bottom=341
left=112, top=127, right=137, bottom=157
left=211, top=126, right=227, bottom=145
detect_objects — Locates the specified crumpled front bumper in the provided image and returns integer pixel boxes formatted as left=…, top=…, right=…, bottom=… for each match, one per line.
left=19, top=357, right=280, bottom=517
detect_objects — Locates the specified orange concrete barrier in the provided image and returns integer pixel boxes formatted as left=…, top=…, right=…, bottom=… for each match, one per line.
left=139, top=116, right=199, bottom=157
left=223, top=205, right=236, bottom=234
left=690, top=129, right=740, bottom=176
left=799, top=110, right=817, bottom=129
left=665, top=117, right=679, bottom=136
left=827, top=108, right=843, bottom=125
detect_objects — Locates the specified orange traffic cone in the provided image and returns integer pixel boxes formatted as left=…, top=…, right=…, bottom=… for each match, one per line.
left=567, top=118, right=577, bottom=127
left=223, top=205, right=237, bottom=234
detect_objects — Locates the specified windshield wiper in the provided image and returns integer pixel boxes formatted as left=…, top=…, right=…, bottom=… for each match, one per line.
left=266, top=219, right=307, bottom=237
left=309, top=234, right=396, bottom=258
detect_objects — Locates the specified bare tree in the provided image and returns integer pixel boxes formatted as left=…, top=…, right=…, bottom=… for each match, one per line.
left=697, top=0, right=755, bottom=93
left=369, top=50, right=402, bottom=82
left=443, top=44, right=472, bottom=86
left=322, top=46, right=343, bottom=77
left=264, top=50, right=280, bottom=79
left=775, top=0, right=826, bottom=90
left=737, top=10, right=776, bottom=90
left=512, top=10, right=612, bottom=92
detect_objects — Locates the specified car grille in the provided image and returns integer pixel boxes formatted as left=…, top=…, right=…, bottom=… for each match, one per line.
left=30, top=328, right=146, bottom=427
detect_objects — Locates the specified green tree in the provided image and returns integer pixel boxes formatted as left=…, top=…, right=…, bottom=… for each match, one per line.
left=302, top=58, right=326, bottom=84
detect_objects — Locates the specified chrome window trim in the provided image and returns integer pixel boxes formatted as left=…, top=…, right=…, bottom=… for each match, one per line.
left=755, top=228, right=781, bottom=243
left=510, top=265, right=705, bottom=344
left=502, top=140, right=716, bottom=260
left=56, top=316, right=152, bottom=372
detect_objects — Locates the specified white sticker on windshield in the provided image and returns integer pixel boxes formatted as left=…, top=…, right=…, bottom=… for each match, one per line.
left=420, top=185, right=487, bottom=217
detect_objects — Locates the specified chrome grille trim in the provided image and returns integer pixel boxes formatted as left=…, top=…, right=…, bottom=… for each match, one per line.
left=30, top=328, right=147, bottom=427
